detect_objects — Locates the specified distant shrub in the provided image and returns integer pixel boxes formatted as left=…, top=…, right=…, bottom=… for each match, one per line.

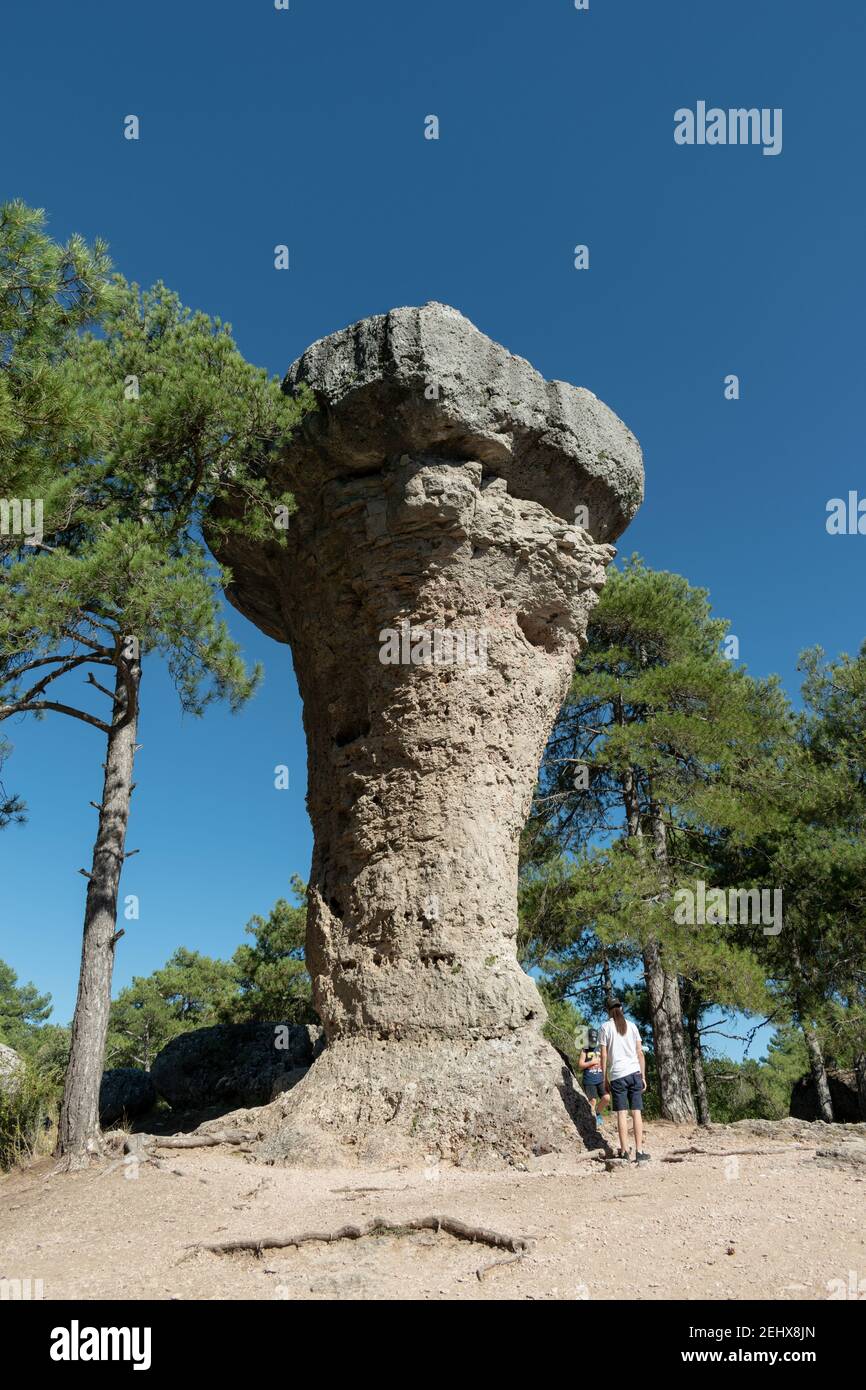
left=0, top=1063, right=58, bottom=1170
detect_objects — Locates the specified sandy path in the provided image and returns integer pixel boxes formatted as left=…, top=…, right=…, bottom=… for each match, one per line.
left=2, top=1121, right=864, bottom=1301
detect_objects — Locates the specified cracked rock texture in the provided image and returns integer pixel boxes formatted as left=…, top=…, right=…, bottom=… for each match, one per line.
left=213, top=303, right=643, bottom=1166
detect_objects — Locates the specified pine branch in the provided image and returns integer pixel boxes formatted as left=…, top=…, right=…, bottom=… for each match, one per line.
left=85, top=671, right=120, bottom=702
left=1, top=699, right=111, bottom=734
left=15, top=652, right=96, bottom=703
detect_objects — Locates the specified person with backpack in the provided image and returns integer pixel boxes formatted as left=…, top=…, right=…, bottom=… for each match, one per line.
left=599, top=998, right=651, bottom=1163
left=578, top=1027, right=609, bottom=1128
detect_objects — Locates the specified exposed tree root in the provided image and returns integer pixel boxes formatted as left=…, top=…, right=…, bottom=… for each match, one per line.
left=666, top=1146, right=810, bottom=1161
left=53, top=1126, right=253, bottom=1175
left=126, top=1128, right=256, bottom=1155
left=52, top=1150, right=99, bottom=1175
left=476, top=1253, right=526, bottom=1281
left=149, top=1128, right=256, bottom=1150
left=193, top=1215, right=530, bottom=1257
left=330, top=1186, right=389, bottom=1195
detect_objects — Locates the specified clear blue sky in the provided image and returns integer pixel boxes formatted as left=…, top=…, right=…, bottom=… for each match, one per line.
left=2, top=1, right=864, bottom=1061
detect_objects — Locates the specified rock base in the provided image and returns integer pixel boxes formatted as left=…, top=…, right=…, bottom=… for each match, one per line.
left=252, top=1031, right=602, bottom=1169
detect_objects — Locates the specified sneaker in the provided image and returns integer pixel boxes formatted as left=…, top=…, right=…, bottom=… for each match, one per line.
left=595, top=1115, right=604, bottom=1128
left=616, top=1147, right=629, bottom=1160
left=635, top=1151, right=651, bottom=1164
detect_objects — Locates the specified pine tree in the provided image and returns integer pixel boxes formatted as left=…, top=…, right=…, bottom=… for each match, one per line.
left=746, top=645, right=866, bottom=1120
left=0, top=735, right=24, bottom=826
left=522, top=558, right=790, bottom=1122
left=106, top=882, right=315, bottom=1067
left=0, top=959, right=53, bottom=1049
left=224, top=876, right=315, bottom=1026
left=107, top=949, right=239, bottom=1070
left=0, top=260, right=313, bottom=1165
left=0, top=200, right=113, bottom=496
left=1, top=203, right=114, bottom=830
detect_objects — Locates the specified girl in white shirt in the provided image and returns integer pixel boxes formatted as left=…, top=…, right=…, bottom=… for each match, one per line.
left=599, top=998, right=651, bottom=1164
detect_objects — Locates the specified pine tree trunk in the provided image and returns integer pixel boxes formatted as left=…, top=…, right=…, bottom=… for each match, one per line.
left=649, top=801, right=695, bottom=1122
left=601, top=950, right=612, bottom=998
left=615, top=701, right=695, bottom=1121
left=642, top=942, right=696, bottom=1121
left=787, top=937, right=834, bottom=1124
left=687, top=1010, right=712, bottom=1125
left=643, top=791, right=696, bottom=1123
left=854, top=1051, right=866, bottom=1122
left=802, top=1022, right=834, bottom=1122
left=58, top=658, right=140, bottom=1167
left=616, top=696, right=642, bottom=842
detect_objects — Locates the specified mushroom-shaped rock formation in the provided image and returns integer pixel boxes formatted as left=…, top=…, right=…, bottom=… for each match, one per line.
left=213, top=303, right=644, bottom=1166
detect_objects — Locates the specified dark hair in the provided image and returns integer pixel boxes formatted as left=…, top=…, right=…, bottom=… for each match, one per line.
left=606, top=997, right=627, bottom=1036
left=587, top=1028, right=599, bottom=1045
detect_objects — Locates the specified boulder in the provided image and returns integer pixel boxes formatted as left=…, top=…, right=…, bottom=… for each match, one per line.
left=813, top=1142, right=866, bottom=1172
left=98, top=1068, right=157, bottom=1126
left=150, top=1023, right=324, bottom=1112
left=790, top=1070, right=862, bottom=1123
left=0, top=1042, right=24, bottom=1095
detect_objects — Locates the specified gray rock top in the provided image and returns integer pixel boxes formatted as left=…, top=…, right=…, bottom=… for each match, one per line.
left=283, top=302, right=644, bottom=541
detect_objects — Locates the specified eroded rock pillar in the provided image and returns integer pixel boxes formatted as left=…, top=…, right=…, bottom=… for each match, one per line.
left=215, top=303, right=643, bottom=1165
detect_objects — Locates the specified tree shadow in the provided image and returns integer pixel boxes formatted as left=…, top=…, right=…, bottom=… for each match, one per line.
left=122, top=1100, right=246, bottom=1136
left=553, top=1050, right=613, bottom=1156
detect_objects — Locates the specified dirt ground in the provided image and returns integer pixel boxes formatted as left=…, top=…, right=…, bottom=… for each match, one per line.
left=2, top=1118, right=864, bottom=1301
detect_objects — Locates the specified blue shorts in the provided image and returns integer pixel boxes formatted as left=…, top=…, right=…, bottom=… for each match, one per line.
left=583, top=1074, right=606, bottom=1100
left=609, top=1071, right=644, bottom=1112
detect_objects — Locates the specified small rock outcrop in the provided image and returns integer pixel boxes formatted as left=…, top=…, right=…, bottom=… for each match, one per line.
left=99, top=1068, right=157, bottom=1126
left=150, top=1023, right=324, bottom=1112
left=211, top=303, right=644, bottom=1165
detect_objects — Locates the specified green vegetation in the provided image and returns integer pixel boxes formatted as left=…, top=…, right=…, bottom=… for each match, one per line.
left=105, top=879, right=314, bottom=1069
left=2, top=201, right=863, bottom=1153
left=519, top=558, right=866, bottom=1124
left=0, top=878, right=314, bottom=1167
left=0, top=202, right=313, bottom=1162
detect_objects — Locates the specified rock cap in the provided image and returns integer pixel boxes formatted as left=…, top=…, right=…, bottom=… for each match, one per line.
left=283, top=302, right=643, bottom=541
